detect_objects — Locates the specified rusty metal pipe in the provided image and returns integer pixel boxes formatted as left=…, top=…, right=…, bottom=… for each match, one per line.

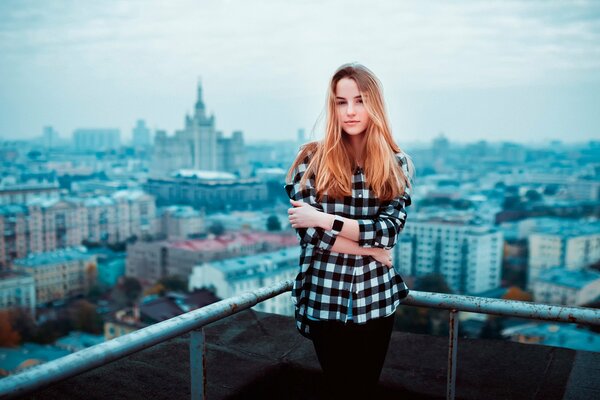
left=402, top=290, right=600, bottom=326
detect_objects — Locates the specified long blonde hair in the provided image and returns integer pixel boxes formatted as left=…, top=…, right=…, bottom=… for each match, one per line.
left=288, top=63, right=412, bottom=201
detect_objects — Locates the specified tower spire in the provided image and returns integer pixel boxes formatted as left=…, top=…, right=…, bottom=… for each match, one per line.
left=195, top=77, right=205, bottom=117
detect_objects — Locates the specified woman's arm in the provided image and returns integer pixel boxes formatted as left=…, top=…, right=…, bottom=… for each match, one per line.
left=330, top=235, right=393, bottom=268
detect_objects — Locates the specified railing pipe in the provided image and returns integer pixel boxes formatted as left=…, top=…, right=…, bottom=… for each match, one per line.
left=0, top=280, right=293, bottom=399
left=1, top=282, right=600, bottom=400
left=447, top=310, right=459, bottom=400
left=402, top=290, right=600, bottom=326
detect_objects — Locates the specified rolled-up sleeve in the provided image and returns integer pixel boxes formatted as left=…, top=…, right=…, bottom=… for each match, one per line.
left=284, top=157, right=339, bottom=251
left=357, top=154, right=412, bottom=249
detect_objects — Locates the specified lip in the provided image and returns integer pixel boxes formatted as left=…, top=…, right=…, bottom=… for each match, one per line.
left=345, top=120, right=360, bottom=124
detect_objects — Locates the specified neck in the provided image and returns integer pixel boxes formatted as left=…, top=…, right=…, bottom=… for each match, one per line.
left=346, top=132, right=366, bottom=167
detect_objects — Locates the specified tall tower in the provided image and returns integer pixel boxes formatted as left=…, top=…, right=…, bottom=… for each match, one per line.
left=191, top=80, right=217, bottom=170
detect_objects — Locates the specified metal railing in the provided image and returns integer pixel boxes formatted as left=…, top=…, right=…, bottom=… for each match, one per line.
left=0, top=280, right=599, bottom=400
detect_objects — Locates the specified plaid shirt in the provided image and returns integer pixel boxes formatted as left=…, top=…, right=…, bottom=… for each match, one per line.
left=285, top=149, right=412, bottom=338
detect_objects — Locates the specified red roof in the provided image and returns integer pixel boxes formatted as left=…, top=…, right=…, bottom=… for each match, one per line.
left=168, top=231, right=297, bottom=252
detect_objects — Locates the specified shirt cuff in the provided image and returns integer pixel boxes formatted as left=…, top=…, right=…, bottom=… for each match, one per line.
left=357, top=219, right=378, bottom=248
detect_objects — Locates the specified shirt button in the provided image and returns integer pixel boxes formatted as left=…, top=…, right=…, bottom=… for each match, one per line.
left=358, top=193, right=363, bottom=198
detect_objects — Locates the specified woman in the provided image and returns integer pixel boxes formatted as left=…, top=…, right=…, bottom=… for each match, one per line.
left=285, top=63, right=413, bottom=398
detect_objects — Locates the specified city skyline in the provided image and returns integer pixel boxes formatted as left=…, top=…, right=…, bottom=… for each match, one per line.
left=1, top=0, right=599, bottom=143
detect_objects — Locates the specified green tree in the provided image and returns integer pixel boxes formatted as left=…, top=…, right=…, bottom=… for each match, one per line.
left=0, top=311, right=20, bottom=347
left=208, top=221, right=225, bottom=236
left=525, top=189, right=542, bottom=202
left=414, top=273, right=453, bottom=294
left=9, top=308, right=36, bottom=343
left=112, top=277, right=143, bottom=307
left=266, top=215, right=282, bottom=231
left=158, top=275, right=188, bottom=293
left=480, top=316, right=505, bottom=340
left=69, top=300, right=103, bottom=334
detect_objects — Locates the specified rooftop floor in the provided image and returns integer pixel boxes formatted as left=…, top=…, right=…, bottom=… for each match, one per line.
left=24, top=309, right=600, bottom=399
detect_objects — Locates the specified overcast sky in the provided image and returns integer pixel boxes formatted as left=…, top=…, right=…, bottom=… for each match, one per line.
left=0, top=0, right=599, bottom=144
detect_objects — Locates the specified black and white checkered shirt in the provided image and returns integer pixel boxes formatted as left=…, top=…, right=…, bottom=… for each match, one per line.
left=285, top=149, right=412, bottom=338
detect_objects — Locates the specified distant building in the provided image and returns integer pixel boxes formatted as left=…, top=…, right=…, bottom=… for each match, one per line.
left=397, top=215, right=503, bottom=294
left=532, top=267, right=600, bottom=306
left=104, top=307, right=144, bottom=340
left=0, top=270, right=35, bottom=315
left=0, top=190, right=157, bottom=267
left=104, top=289, right=219, bottom=339
left=527, top=218, right=600, bottom=288
left=0, top=182, right=60, bottom=205
left=132, top=119, right=151, bottom=149
left=297, top=128, right=306, bottom=144
left=159, top=205, right=204, bottom=240
left=144, top=172, right=268, bottom=211
left=188, top=247, right=299, bottom=316
left=150, top=82, right=247, bottom=177
left=73, top=129, right=121, bottom=151
left=12, top=248, right=97, bottom=305
left=97, top=258, right=125, bottom=288
left=126, top=231, right=298, bottom=285
left=0, top=205, right=30, bottom=266
left=502, top=322, right=600, bottom=352
left=54, top=331, right=104, bottom=352
left=0, top=343, right=70, bottom=377
left=42, top=126, right=60, bottom=148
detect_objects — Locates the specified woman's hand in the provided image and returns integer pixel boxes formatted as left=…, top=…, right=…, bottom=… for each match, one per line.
left=288, top=199, right=328, bottom=229
left=370, top=247, right=393, bottom=269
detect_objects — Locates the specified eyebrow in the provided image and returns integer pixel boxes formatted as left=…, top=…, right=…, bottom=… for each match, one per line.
left=335, top=95, right=362, bottom=99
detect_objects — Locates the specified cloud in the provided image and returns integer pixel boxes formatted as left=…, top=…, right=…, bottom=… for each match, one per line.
left=0, top=0, right=598, bottom=141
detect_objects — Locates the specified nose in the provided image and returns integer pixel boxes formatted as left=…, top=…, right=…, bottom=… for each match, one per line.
left=346, top=103, right=356, bottom=117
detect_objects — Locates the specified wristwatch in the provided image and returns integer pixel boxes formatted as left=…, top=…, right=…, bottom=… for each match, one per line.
left=331, top=215, right=344, bottom=234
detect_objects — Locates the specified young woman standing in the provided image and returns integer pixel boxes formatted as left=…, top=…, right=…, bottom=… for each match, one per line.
left=285, top=63, right=413, bottom=398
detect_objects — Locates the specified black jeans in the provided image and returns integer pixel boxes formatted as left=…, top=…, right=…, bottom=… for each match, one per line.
left=310, top=313, right=396, bottom=399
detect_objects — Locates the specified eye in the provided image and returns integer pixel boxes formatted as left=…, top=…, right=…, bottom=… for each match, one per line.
left=357, top=99, right=363, bottom=104
left=336, top=100, right=346, bottom=105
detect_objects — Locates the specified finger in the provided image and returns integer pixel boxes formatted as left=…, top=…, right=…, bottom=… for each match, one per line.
left=290, top=199, right=303, bottom=207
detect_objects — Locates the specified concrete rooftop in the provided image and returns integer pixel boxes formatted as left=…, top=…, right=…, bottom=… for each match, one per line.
left=23, top=309, right=600, bottom=399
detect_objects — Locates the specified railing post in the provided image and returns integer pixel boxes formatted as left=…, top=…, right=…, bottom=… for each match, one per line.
left=190, top=328, right=206, bottom=400
left=447, top=309, right=459, bottom=400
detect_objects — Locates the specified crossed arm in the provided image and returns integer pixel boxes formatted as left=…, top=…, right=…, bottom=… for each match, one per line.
left=284, top=161, right=411, bottom=267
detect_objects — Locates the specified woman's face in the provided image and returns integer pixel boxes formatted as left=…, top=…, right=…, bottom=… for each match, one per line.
left=335, top=77, right=369, bottom=136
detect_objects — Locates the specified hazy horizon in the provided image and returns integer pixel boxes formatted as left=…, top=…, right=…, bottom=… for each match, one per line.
left=1, top=0, right=599, bottom=144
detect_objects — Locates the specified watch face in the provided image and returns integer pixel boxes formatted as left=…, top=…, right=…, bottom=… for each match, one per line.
left=332, top=218, right=344, bottom=232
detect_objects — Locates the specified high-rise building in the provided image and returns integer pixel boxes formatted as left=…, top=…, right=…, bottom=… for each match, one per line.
left=188, top=247, right=299, bottom=316
left=0, top=191, right=157, bottom=268
left=297, top=128, right=306, bottom=144
left=396, top=215, right=503, bottom=294
left=132, top=119, right=151, bottom=149
left=0, top=270, right=35, bottom=315
left=42, top=126, right=60, bottom=148
left=527, top=218, right=600, bottom=289
left=12, top=248, right=97, bottom=305
left=151, top=82, right=247, bottom=177
left=73, top=129, right=121, bottom=151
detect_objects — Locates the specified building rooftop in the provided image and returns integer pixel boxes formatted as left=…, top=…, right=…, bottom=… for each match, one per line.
left=0, top=343, right=70, bottom=377
left=172, top=169, right=237, bottom=180
left=54, top=332, right=105, bottom=352
left=525, top=217, right=600, bottom=238
left=0, top=204, right=28, bottom=215
left=207, top=247, right=299, bottom=275
left=537, top=267, right=600, bottom=289
left=12, top=248, right=94, bottom=268
left=21, top=309, right=600, bottom=399
left=160, top=205, right=202, bottom=218
left=503, top=322, right=600, bottom=352
left=168, top=231, right=298, bottom=252
left=0, top=270, right=33, bottom=280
